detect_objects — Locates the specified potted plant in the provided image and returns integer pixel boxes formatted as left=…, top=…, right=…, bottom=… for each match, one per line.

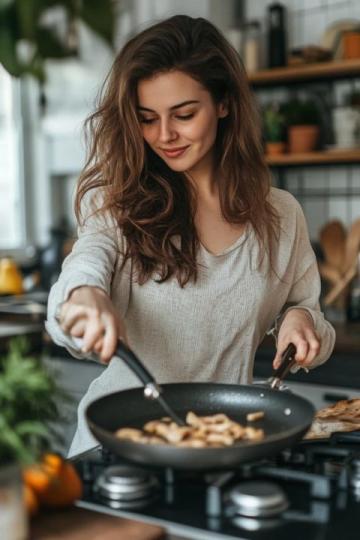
left=282, top=98, right=321, bottom=153
left=0, top=338, right=61, bottom=538
left=0, top=0, right=116, bottom=82
left=263, top=103, right=287, bottom=155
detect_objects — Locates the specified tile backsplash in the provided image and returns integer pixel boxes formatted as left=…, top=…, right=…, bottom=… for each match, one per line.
left=246, top=0, right=360, bottom=240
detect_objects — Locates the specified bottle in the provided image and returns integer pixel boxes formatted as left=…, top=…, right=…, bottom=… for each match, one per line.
left=267, top=3, right=287, bottom=68
left=347, top=254, right=360, bottom=322
left=243, top=21, right=261, bottom=73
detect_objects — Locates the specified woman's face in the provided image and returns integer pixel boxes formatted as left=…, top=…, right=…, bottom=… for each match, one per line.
left=137, top=70, right=227, bottom=176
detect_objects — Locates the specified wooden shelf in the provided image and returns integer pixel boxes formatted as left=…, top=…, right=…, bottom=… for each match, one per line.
left=249, top=58, right=360, bottom=87
left=266, top=149, right=360, bottom=167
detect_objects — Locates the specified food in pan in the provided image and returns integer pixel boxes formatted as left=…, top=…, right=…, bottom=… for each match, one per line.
left=304, top=398, right=360, bottom=440
left=246, top=411, right=265, bottom=422
left=115, top=411, right=265, bottom=447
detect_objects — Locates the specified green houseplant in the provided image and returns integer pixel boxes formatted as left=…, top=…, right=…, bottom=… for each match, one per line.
left=281, top=98, right=321, bottom=153
left=0, top=338, right=61, bottom=538
left=0, top=0, right=116, bottom=82
left=263, top=103, right=286, bottom=155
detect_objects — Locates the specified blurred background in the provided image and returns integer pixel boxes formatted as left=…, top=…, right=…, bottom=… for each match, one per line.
left=0, top=0, right=360, bottom=450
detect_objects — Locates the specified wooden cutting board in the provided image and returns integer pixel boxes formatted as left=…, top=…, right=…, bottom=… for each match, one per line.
left=29, top=507, right=166, bottom=540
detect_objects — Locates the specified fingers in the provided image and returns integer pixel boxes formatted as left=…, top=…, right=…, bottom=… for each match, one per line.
left=302, top=329, right=321, bottom=366
left=58, top=303, right=86, bottom=333
left=293, top=335, right=309, bottom=364
left=81, top=317, right=105, bottom=354
left=56, top=295, right=125, bottom=364
left=274, top=330, right=321, bottom=370
left=100, top=317, right=118, bottom=363
left=272, top=352, right=282, bottom=370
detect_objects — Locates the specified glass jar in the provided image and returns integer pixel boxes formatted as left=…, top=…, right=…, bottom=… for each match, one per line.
left=243, top=21, right=261, bottom=73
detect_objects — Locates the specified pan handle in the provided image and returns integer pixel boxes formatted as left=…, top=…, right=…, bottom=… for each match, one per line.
left=268, top=343, right=297, bottom=389
left=115, top=341, right=186, bottom=426
left=115, top=341, right=157, bottom=388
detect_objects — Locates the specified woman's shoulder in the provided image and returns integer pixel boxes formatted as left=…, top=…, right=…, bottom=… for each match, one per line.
left=268, top=187, right=301, bottom=213
left=268, top=187, right=307, bottom=241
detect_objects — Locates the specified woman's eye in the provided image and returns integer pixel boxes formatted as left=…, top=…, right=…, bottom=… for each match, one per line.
left=140, top=117, right=156, bottom=124
left=176, top=113, right=194, bottom=120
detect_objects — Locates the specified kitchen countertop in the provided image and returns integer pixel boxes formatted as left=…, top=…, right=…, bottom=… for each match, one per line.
left=29, top=506, right=166, bottom=539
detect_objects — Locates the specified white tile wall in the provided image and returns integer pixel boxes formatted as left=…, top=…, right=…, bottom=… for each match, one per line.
left=246, top=0, right=360, bottom=240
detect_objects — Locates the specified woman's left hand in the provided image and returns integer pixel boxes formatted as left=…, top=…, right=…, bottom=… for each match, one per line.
left=273, top=308, right=321, bottom=370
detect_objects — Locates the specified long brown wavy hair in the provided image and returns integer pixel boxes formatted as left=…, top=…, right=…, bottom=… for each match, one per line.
left=75, top=15, right=279, bottom=286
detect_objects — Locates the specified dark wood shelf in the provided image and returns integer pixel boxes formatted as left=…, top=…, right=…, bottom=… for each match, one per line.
left=266, top=149, right=360, bottom=167
left=249, top=58, right=360, bottom=87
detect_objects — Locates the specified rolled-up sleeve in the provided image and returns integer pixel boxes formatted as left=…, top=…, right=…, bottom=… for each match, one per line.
left=281, top=200, right=335, bottom=369
left=45, top=189, right=121, bottom=356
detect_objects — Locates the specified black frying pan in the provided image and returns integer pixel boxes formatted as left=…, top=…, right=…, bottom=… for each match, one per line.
left=85, top=342, right=315, bottom=470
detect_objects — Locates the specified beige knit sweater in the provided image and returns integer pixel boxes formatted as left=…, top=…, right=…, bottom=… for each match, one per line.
left=46, top=187, right=335, bottom=456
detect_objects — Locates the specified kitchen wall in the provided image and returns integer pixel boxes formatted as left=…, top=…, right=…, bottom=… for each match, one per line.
left=245, top=0, right=360, bottom=239
left=24, top=0, right=360, bottom=245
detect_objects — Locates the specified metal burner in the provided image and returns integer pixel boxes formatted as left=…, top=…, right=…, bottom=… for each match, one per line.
left=94, top=465, right=159, bottom=508
left=229, top=481, right=289, bottom=518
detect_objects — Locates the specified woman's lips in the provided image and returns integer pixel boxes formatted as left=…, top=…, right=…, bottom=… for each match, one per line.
left=161, top=145, right=189, bottom=158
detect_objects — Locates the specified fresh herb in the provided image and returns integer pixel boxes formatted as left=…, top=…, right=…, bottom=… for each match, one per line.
left=281, top=98, right=321, bottom=126
left=0, top=338, right=62, bottom=465
left=263, top=103, right=286, bottom=142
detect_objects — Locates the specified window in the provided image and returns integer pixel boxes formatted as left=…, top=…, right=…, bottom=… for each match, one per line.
left=0, top=65, right=25, bottom=251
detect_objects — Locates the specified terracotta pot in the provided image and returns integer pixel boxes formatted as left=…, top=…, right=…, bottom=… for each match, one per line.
left=343, top=31, right=360, bottom=59
left=265, top=142, right=286, bottom=155
left=288, top=125, right=319, bottom=153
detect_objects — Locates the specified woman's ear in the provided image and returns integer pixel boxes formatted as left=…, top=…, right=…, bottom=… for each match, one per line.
left=217, top=99, right=229, bottom=119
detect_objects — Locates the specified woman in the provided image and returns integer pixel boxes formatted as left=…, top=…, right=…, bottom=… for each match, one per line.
left=46, top=15, right=335, bottom=457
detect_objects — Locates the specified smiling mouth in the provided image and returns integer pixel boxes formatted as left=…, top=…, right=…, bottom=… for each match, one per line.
left=161, top=145, right=190, bottom=158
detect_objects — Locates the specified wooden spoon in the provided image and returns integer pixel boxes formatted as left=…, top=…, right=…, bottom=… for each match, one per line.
left=319, top=220, right=347, bottom=274
left=319, top=220, right=347, bottom=309
left=324, top=218, right=360, bottom=306
left=324, top=264, right=357, bottom=306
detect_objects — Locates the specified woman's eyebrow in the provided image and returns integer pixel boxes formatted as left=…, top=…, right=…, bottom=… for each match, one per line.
left=137, top=100, right=200, bottom=113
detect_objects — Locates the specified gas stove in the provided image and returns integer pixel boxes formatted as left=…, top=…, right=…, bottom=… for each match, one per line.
left=72, top=432, right=360, bottom=540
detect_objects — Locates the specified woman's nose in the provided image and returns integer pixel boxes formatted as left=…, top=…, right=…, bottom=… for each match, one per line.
left=158, top=119, right=177, bottom=143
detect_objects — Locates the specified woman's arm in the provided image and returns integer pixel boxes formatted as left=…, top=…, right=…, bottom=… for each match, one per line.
left=273, top=199, right=335, bottom=370
left=46, top=189, right=125, bottom=360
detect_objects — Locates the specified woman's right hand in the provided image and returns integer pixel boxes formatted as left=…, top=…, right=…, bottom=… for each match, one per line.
left=56, top=286, right=127, bottom=363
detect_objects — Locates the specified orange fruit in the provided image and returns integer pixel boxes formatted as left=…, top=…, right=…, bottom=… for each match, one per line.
left=42, top=453, right=62, bottom=476
left=39, top=461, right=83, bottom=507
left=23, top=465, right=51, bottom=495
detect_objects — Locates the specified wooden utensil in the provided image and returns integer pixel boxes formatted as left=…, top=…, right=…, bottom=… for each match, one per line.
left=318, top=261, right=342, bottom=286
left=324, top=264, right=357, bottom=306
left=319, top=220, right=346, bottom=274
left=319, top=220, right=347, bottom=309
left=324, top=218, right=360, bottom=306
